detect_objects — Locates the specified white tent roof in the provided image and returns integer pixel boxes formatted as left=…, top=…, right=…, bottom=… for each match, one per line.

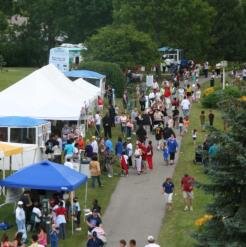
left=73, top=78, right=101, bottom=100
left=0, top=64, right=94, bottom=120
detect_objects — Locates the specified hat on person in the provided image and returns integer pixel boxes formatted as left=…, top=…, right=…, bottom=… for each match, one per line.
left=147, top=235, right=155, bottom=242
left=92, top=136, right=96, bottom=139
left=93, top=209, right=98, bottom=213
left=17, top=201, right=23, bottom=206
left=127, top=137, right=131, bottom=141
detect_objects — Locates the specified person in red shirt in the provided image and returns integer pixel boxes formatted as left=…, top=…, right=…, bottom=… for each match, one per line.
left=181, top=174, right=195, bottom=211
left=146, top=140, right=153, bottom=170
left=55, top=201, right=67, bottom=240
left=97, top=96, right=104, bottom=111
left=76, top=135, right=85, bottom=150
left=138, top=142, right=147, bottom=173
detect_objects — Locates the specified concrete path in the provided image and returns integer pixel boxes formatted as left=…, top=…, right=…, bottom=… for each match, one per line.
left=103, top=76, right=209, bottom=246
left=103, top=134, right=181, bottom=246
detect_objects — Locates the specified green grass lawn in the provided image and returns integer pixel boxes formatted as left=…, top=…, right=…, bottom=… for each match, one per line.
left=0, top=67, right=36, bottom=91
left=158, top=82, right=224, bottom=246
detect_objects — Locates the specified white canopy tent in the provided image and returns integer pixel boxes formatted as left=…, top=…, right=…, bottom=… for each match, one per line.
left=73, top=78, right=101, bottom=101
left=0, top=64, right=96, bottom=120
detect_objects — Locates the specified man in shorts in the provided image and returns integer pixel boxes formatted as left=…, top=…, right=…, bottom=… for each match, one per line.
left=181, top=174, right=195, bottom=211
left=162, top=177, right=174, bottom=210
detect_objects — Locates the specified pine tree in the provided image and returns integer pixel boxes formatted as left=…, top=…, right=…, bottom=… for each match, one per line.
left=196, top=98, right=246, bottom=246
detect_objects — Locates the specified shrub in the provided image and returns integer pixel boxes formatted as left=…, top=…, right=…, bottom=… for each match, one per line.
left=79, top=61, right=126, bottom=96
left=202, top=86, right=242, bottom=108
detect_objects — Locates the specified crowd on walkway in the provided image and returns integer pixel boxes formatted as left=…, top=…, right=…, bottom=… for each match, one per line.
left=1, top=61, right=221, bottom=247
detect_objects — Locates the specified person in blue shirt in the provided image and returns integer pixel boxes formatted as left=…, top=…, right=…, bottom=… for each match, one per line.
left=64, top=139, right=74, bottom=160
left=86, top=231, right=104, bottom=247
left=105, top=138, right=113, bottom=152
left=208, top=143, right=218, bottom=158
left=162, top=142, right=169, bottom=165
left=85, top=139, right=93, bottom=159
left=167, top=134, right=178, bottom=165
left=162, top=177, right=175, bottom=210
left=115, top=137, right=123, bottom=157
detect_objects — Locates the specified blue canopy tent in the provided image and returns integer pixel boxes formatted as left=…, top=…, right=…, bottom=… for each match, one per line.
left=64, top=70, right=106, bottom=96
left=64, top=70, right=105, bottom=79
left=0, top=160, right=88, bottom=234
left=0, top=116, right=47, bottom=128
left=0, top=160, right=87, bottom=191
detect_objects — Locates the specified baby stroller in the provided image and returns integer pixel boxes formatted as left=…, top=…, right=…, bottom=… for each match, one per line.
left=193, top=145, right=204, bottom=164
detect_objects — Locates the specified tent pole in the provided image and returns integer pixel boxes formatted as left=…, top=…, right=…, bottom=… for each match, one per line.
left=84, top=181, right=88, bottom=209
left=71, top=191, right=74, bottom=235
left=21, top=152, right=24, bottom=169
left=2, top=158, right=5, bottom=195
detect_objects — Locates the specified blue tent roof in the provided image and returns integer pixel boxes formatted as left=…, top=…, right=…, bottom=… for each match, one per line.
left=158, top=47, right=181, bottom=52
left=64, top=70, right=105, bottom=79
left=0, top=116, right=48, bottom=127
left=0, top=160, right=88, bottom=191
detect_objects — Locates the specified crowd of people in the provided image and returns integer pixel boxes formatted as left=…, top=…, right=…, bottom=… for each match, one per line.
left=1, top=61, right=220, bottom=246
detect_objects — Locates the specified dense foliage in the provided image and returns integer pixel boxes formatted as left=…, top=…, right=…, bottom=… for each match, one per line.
left=195, top=99, right=246, bottom=246
left=202, top=86, right=243, bottom=108
left=0, top=0, right=246, bottom=65
left=79, top=61, right=126, bottom=96
left=84, top=25, right=159, bottom=69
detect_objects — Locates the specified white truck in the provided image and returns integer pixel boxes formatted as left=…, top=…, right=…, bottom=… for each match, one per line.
left=49, top=43, right=87, bottom=72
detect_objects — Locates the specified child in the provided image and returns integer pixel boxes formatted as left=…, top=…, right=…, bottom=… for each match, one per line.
left=192, top=129, right=197, bottom=145
left=178, top=117, right=184, bottom=136
left=200, top=111, right=205, bottom=131
left=162, top=142, right=169, bottom=165
left=183, top=116, right=190, bottom=133
left=49, top=224, right=59, bottom=247
left=120, top=151, right=129, bottom=176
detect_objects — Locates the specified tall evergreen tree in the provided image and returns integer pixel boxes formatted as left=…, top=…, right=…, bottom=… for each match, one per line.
left=206, top=0, right=246, bottom=61
left=196, top=98, right=246, bottom=246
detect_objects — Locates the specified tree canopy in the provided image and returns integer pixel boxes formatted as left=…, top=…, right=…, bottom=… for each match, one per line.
left=84, top=25, right=159, bottom=69
left=196, top=98, right=246, bottom=246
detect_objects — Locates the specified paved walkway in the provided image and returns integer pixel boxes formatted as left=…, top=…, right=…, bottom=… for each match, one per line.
left=103, top=134, right=181, bottom=246
left=103, top=76, right=209, bottom=246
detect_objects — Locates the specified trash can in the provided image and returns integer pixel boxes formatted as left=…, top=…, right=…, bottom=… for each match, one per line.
left=80, top=159, right=91, bottom=178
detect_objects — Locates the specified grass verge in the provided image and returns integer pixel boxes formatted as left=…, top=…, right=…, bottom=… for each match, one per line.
left=158, top=82, right=223, bottom=246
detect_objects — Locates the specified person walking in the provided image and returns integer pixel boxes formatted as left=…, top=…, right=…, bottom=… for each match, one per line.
left=200, top=111, right=205, bottom=131
left=162, top=177, right=174, bottom=210
left=15, top=201, right=27, bottom=242
left=144, top=236, right=160, bottom=247
left=94, top=111, right=101, bottom=137
left=55, top=201, right=67, bottom=240
left=89, top=155, right=102, bottom=188
left=167, top=134, right=178, bottom=165
left=181, top=174, right=195, bottom=211
left=146, top=140, right=153, bottom=170
left=102, top=113, right=112, bottom=138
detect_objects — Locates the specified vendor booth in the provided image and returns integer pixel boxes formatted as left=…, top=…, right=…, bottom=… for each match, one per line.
left=0, top=65, right=94, bottom=121
left=0, top=160, right=88, bottom=234
left=0, top=142, right=23, bottom=182
left=0, top=116, right=51, bottom=170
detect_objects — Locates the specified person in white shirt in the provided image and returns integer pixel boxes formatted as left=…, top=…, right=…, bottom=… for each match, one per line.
left=15, top=201, right=27, bottom=241
left=181, top=96, right=191, bottom=116
left=64, top=158, right=73, bottom=169
left=178, top=87, right=185, bottom=101
left=94, top=111, right=101, bottom=137
left=91, top=136, right=99, bottom=154
left=31, top=202, right=42, bottom=231
left=126, top=138, right=133, bottom=167
left=144, top=235, right=160, bottom=247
